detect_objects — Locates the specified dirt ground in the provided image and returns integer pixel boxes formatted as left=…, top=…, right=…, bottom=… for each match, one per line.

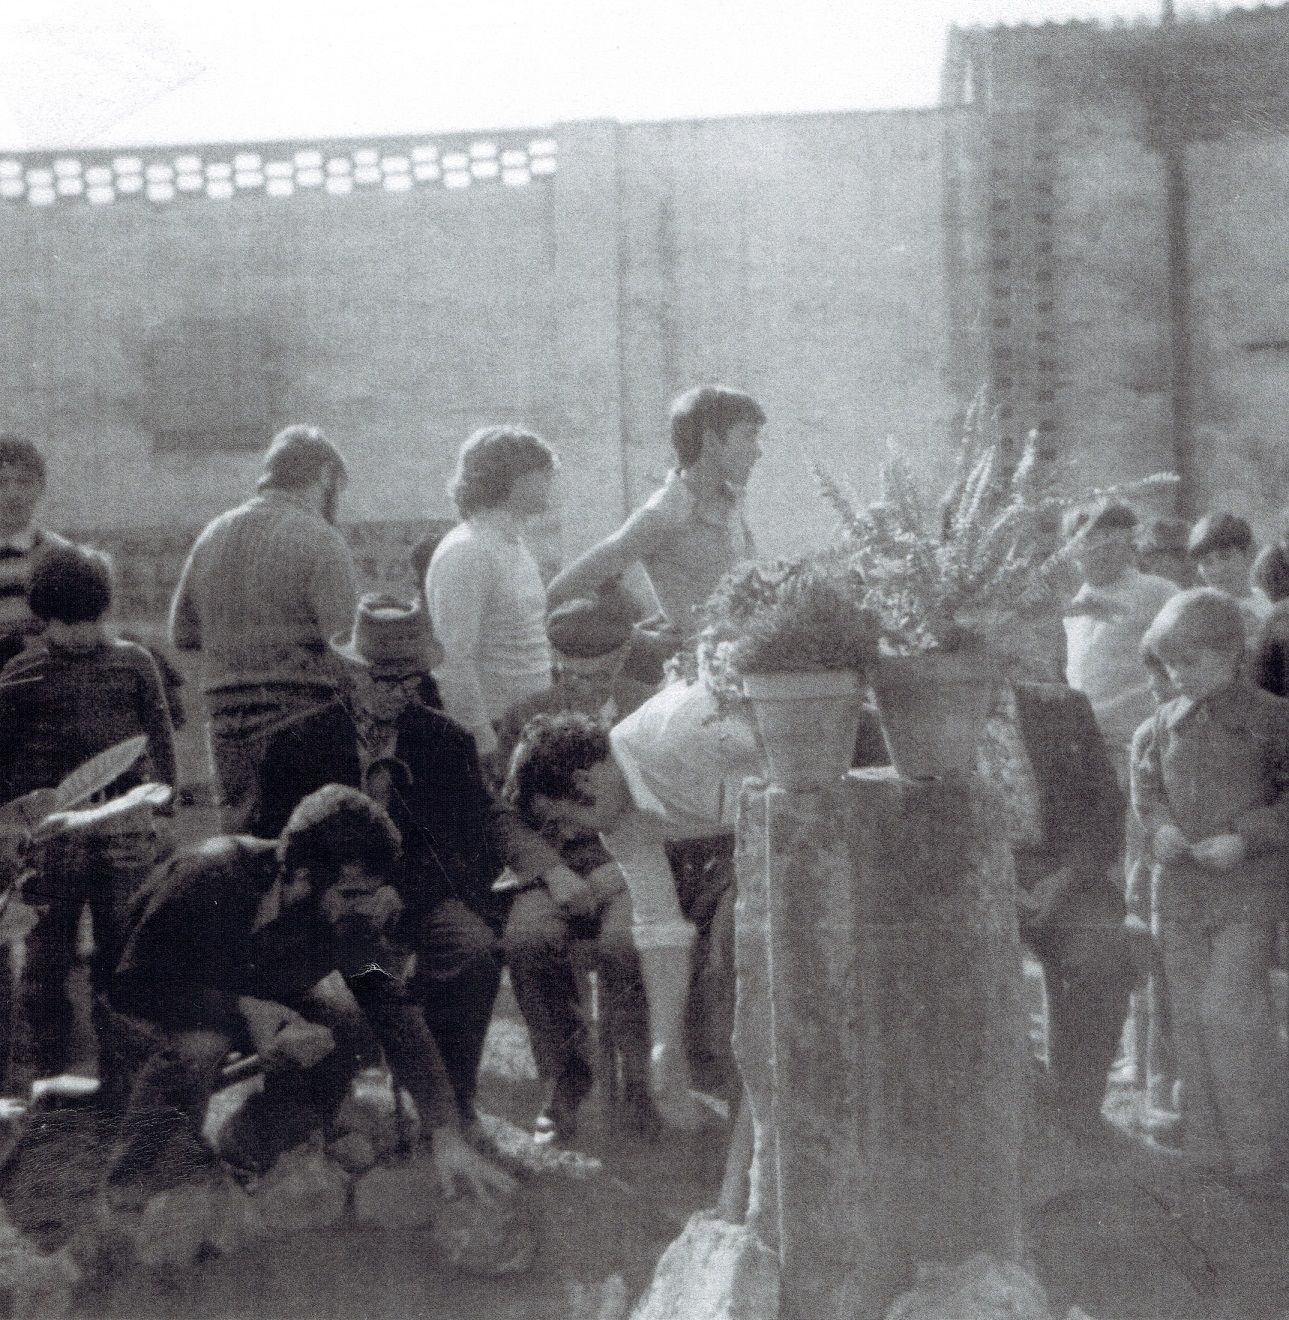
left=3, top=796, right=1289, bottom=1319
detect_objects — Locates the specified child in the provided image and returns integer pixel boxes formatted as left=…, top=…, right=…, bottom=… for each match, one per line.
left=1187, top=511, right=1269, bottom=631
left=0, top=543, right=176, bottom=1084
left=1130, top=588, right=1289, bottom=1181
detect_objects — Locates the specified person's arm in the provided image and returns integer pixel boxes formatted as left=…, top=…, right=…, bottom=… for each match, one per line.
left=1129, top=714, right=1188, bottom=861
left=307, top=533, right=361, bottom=653
left=426, top=538, right=496, bottom=755
left=132, top=646, right=178, bottom=788
left=546, top=505, right=666, bottom=610
left=168, top=544, right=203, bottom=652
left=1231, top=699, right=1289, bottom=853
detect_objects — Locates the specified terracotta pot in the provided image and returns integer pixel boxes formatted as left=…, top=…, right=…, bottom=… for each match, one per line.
left=869, top=649, right=996, bottom=781
left=742, top=669, right=866, bottom=790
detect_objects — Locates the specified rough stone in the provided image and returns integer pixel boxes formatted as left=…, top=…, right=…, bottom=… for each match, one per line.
left=429, top=1186, right=538, bottom=1277
left=132, top=1180, right=222, bottom=1271
left=882, top=1253, right=1055, bottom=1320
left=250, top=1147, right=351, bottom=1236
left=0, top=1202, right=81, bottom=1318
left=329, top=1069, right=418, bottom=1160
left=630, top=1211, right=779, bottom=1320
left=352, top=1160, right=440, bottom=1231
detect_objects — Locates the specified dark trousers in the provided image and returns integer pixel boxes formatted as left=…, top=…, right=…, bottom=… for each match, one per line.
left=503, top=868, right=648, bottom=1095
left=17, top=836, right=147, bottom=1081
left=105, top=973, right=383, bottom=1192
left=414, top=898, right=503, bottom=1121
left=1024, top=880, right=1136, bottom=1124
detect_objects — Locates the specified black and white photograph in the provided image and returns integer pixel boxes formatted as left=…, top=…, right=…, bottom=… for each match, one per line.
left=1, top=1, right=1288, bottom=1316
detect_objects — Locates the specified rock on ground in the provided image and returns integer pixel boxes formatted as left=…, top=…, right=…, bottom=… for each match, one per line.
left=630, top=1210, right=779, bottom=1320
left=882, top=1252, right=1070, bottom=1320
left=250, top=1145, right=351, bottom=1236
left=0, top=1200, right=80, bottom=1319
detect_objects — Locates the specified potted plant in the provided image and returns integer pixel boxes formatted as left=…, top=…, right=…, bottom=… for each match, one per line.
left=815, top=399, right=1178, bottom=779
left=683, top=555, right=879, bottom=789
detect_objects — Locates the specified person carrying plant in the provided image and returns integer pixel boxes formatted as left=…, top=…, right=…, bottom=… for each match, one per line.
left=0, top=543, right=177, bottom=1087
left=545, top=386, right=765, bottom=672
left=1130, top=588, right=1289, bottom=1185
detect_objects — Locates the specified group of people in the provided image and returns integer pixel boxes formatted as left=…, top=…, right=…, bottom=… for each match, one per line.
left=2, top=382, right=1289, bottom=1221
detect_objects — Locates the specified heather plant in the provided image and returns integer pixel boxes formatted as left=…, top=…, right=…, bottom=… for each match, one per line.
left=668, top=554, right=878, bottom=714
left=815, top=396, right=1179, bottom=664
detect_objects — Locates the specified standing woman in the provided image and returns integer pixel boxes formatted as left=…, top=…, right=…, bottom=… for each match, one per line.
left=426, top=427, right=558, bottom=767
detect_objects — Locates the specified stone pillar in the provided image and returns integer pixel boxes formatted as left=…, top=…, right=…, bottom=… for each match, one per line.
left=732, top=786, right=779, bottom=1254
left=750, top=769, right=1027, bottom=1320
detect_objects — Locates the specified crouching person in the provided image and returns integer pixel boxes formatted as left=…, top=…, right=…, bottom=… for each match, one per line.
left=102, top=784, right=514, bottom=1208
left=503, top=678, right=762, bottom=1131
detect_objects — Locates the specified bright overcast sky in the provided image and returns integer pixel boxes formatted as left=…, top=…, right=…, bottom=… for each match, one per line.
left=2, top=0, right=1209, bottom=151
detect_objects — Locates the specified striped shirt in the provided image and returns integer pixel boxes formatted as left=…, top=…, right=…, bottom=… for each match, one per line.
left=0, top=528, right=71, bottom=666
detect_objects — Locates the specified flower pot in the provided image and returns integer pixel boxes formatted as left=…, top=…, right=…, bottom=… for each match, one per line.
left=742, top=669, right=866, bottom=790
left=869, top=650, right=996, bottom=781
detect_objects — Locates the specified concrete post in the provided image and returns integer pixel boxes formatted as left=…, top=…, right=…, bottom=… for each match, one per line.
left=746, top=769, right=1027, bottom=1319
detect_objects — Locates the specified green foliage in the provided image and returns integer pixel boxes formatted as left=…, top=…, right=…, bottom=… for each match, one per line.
left=815, top=392, right=1180, bottom=660
left=667, top=554, right=878, bottom=715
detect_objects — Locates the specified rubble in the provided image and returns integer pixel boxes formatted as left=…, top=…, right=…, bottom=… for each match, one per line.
left=883, top=1252, right=1084, bottom=1320
left=0, top=1201, right=80, bottom=1319
left=250, top=1144, right=351, bottom=1235
left=430, top=1184, right=537, bottom=1277
left=630, top=1210, right=779, bottom=1320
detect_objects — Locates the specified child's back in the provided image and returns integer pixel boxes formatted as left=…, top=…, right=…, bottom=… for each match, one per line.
left=0, top=635, right=176, bottom=801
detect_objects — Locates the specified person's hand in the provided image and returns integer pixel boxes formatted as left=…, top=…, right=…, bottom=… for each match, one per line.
left=430, top=1125, right=517, bottom=1203
left=236, top=995, right=334, bottom=1068
left=543, top=865, right=596, bottom=917
left=1153, top=824, right=1192, bottom=864
left=1191, top=833, right=1247, bottom=871
left=264, top=1019, right=336, bottom=1070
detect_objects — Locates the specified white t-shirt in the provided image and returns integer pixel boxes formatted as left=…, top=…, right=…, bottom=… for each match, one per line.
left=1064, top=568, right=1177, bottom=752
left=601, top=681, right=763, bottom=941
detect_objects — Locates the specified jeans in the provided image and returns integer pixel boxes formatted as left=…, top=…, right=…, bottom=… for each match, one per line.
left=503, top=864, right=649, bottom=1096
left=17, top=834, right=153, bottom=1081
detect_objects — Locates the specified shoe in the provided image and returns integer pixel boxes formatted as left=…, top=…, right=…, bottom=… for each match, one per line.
left=534, top=1066, right=593, bottom=1144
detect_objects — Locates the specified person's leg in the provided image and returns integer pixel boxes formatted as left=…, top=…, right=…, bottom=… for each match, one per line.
left=677, top=844, right=738, bottom=1104
left=1146, top=863, right=1179, bottom=1114
left=1159, top=919, right=1224, bottom=1168
left=502, top=886, right=592, bottom=1133
left=1202, top=918, right=1278, bottom=1178
left=105, top=1023, right=232, bottom=1198
left=16, top=836, right=89, bottom=1080
left=417, top=898, right=503, bottom=1121
left=593, top=879, right=654, bottom=1125
left=1048, top=907, right=1136, bottom=1127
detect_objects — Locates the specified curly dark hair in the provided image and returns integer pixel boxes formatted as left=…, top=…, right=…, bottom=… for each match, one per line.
left=28, top=542, right=113, bottom=624
left=502, top=711, right=613, bottom=825
left=278, top=784, right=402, bottom=888
left=0, top=435, right=46, bottom=486
left=447, top=426, right=557, bottom=516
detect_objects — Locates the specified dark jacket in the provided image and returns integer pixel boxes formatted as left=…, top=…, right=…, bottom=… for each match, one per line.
left=252, top=697, right=531, bottom=933
left=0, top=636, right=177, bottom=801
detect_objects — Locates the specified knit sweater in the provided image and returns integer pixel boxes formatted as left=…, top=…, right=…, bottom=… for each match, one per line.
left=0, top=636, right=177, bottom=800
left=169, top=490, right=358, bottom=698
left=425, top=513, right=551, bottom=755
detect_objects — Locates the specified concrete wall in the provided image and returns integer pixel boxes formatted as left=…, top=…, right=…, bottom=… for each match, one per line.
left=0, top=108, right=982, bottom=602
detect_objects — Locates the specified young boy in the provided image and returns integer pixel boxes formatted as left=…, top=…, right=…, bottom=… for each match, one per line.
left=0, top=544, right=176, bottom=1084
left=1186, top=512, right=1269, bottom=631
left=1130, top=588, right=1289, bottom=1181
left=546, top=386, right=765, bottom=653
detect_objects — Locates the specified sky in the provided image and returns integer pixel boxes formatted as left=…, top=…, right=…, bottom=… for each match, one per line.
left=0, top=0, right=1223, bottom=151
